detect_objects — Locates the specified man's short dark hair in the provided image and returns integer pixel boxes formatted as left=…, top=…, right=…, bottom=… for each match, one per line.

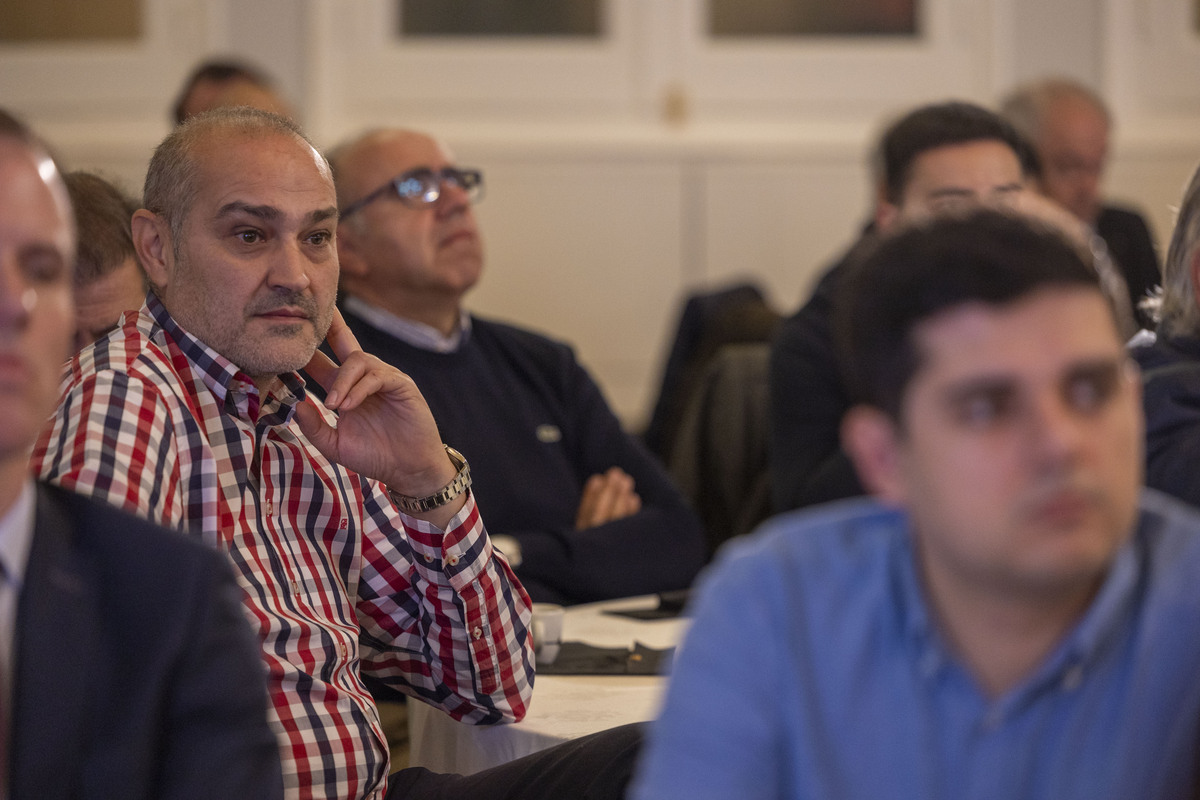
left=878, top=101, right=1038, bottom=204
left=835, top=210, right=1102, bottom=420
left=172, top=59, right=276, bottom=125
left=63, top=171, right=143, bottom=287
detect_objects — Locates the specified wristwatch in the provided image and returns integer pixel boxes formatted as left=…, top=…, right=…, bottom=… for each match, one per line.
left=388, top=445, right=472, bottom=514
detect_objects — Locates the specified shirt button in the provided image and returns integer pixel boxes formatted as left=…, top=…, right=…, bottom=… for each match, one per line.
left=266, top=500, right=273, bottom=515
left=447, top=554, right=460, bottom=566
left=423, top=553, right=434, bottom=563
left=472, top=627, right=483, bottom=640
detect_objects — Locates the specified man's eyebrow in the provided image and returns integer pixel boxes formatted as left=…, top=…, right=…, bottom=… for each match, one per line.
left=942, top=374, right=1016, bottom=404
left=20, top=242, right=67, bottom=263
left=307, top=206, right=339, bottom=225
left=1063, top=356, right=1125, bottom=383
left=940, top=356, right=1125, bottom=401
left=216, top=202, right=279, bottom=221
left=214, top=203, right=339, bottom=225
left=927, top=187, right=975, bottom=199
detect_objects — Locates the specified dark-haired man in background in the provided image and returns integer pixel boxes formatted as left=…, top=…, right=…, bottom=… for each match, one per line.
left=172, top=58, right=293, bottom=124
left=768, top=101, right=1033, bottom=512
left=62, top=170, right=147, bottom=348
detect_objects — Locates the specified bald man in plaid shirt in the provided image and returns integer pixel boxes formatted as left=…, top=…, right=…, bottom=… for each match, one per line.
left=33, top=108, right=639, bottom=799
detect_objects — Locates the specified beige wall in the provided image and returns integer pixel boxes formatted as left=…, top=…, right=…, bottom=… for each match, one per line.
left=5, top=0, right=1199, bottom=428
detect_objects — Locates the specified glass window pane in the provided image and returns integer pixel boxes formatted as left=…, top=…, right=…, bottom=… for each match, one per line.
left=709, top=0, right=918, bottom=37
left=399, top=0, right=601, bottom=37
left=0, top=0, right=141, bottom=42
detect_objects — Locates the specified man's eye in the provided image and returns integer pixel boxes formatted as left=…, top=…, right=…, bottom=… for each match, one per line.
left=236, top=230, right=263, bottom=244
left=956, top=392, right=1012, bottom=427
left=1064, top=371, right=1117, bottom=413
left=21, top=250, right=65, bottom=283
left=306, top=231, right=332, bottom=246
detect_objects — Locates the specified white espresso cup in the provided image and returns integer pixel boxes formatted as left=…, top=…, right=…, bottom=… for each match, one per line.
left=531, top=602, right=565, bottom=665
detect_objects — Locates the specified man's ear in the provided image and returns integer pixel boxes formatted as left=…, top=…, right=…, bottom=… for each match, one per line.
left=872, top=179, right=900, bottom=232
left=335, top=223, right=369, bottom=279
left=841, top=404, right=908, bottom=506
left=131, top=209, right=172, bottom=291
left=874, top=199, right=899, bottom=232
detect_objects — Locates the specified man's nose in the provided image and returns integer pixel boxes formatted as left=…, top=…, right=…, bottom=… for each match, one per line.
left=1028, top=393, right=1086, bottom=466
left=435, top=180, right=473, bottom=217
left=267, top=241, right=312, bottom=290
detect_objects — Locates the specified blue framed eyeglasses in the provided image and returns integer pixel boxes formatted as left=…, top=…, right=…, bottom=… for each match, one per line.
left=340, top=167, right=484, bottom=218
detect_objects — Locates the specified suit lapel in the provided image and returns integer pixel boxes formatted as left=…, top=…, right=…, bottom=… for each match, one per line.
left=10, top=486, right=102, bottom=798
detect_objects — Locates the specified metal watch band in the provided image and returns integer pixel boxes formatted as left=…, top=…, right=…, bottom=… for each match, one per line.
left=388, top=445, right=472, bottom=514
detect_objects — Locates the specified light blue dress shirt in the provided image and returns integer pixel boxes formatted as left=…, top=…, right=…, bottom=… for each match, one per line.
left=631, top=492, right=1200, bottom=800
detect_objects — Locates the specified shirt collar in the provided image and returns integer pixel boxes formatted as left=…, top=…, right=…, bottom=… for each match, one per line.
left=342, top=295, right=471, bottom=353
left=146, top=292, right=306, bottom=424
left=893, top=513, right=1142, bottom=697
left=891, top=519, right=937, bottom=655
left=0, top=481, right=37, bottom=591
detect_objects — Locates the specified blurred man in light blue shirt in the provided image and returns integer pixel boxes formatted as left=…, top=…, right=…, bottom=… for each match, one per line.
left=632, top=210, right=1200, bottom=800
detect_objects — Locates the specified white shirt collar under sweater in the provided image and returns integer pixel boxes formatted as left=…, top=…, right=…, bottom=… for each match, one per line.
left=342, top=295, right=472, bottom=353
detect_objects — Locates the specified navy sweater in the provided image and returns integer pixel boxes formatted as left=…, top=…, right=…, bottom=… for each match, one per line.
left=342, top=307, right=706, bottom=604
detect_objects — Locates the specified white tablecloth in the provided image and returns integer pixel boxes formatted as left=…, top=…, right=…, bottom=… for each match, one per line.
left=407, top=595, right=688, bottom=774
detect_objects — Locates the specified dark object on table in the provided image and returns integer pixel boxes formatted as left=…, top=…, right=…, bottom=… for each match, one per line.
left=536, top=641, right=674, bottom=676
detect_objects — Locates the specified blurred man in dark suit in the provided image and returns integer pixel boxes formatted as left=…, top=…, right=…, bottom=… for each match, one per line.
left=0, top=110, right=282, bottom=798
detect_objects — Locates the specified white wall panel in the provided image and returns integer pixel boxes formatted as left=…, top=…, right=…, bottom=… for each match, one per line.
left=462, top=157, right=686, bottom=427
left=5, top=0, right=1200, bottom=427
left=702, top=156, right=872, bottom=312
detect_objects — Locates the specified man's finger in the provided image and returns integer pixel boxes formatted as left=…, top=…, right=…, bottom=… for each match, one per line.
left=588, top=478, right=622, bottom=527
left=302, top=347, right=338, bottom=389
left=293, top=395, right=336, bottom=459
left=576, top=474, right=604, bottom=529
left=324, top=308, right=364, bottom=363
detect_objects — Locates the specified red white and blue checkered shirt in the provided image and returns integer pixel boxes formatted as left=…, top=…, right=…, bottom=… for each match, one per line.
left=33, top=294, right=534, bottom=800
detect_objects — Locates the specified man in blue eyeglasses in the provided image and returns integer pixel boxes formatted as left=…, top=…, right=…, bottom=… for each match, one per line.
left=331, top=129, right=705, bottom=605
